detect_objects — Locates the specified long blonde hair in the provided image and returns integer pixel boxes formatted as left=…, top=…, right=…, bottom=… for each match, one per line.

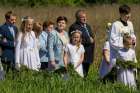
left=20, top=17, right=34, bottom=42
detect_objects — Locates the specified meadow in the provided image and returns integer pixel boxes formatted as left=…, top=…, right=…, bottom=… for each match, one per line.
left=0, top=4, right=140, bottom=93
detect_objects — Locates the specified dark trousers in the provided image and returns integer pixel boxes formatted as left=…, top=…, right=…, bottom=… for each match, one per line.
left=82, top=62, right=90, bottom=77
left=102, top=67, right=117, bottom=83
left=40, top=62, right=48, bottom=70
left=1, top=60, right=15, bottom=73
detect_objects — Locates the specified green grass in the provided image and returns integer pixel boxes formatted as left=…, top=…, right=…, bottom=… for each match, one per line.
left=0, top=65, right=140, bottom=93
left=0, top=5, right=139, bottom=93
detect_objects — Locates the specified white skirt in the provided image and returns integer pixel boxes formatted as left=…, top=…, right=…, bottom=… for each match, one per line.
left=117, top=68, right=136, bottom=88
left=19, top=48, right=40, bottom=71
left=73, top=62, right=84, bottom=77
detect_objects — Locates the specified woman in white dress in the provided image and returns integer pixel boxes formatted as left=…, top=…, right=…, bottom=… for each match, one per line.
left=64, top=30, right=85, bottom=77
left=116, top=34, right=137, bottom=88
left=15, top=17, right=40, bottom=71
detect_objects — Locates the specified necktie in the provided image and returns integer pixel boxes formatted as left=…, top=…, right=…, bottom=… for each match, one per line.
left=84, top=24, right=90, bottom=38
left=8, top=26, right=15, bottom=39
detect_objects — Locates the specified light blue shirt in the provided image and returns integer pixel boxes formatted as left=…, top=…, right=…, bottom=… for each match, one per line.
left=39, top=31, right=48, bottom=62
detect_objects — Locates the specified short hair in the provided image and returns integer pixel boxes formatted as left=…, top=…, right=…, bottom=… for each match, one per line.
left=33, top=22, right=42, bottom=32
left=43, top=20, right=54, bottom=30
left=123, top=33, right=132, bottom=44
left=75, top=9, right=86, bottom=20
left=5, top=11, right=16, bottom=20
left=119, top=4, right=131, bottom=14
left=56, top=16, right=68, bottom=23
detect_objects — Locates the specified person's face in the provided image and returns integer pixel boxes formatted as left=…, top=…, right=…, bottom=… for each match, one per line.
left=121, top=13, right=131, bottom=22
left=8, top=15, right=16, bottom=25
left=78, top=12, right=87, bottom=24
left=57, top=20, right=66, bottom=31
left=71, top=32, right=81, bottom=45
left=124, top=39, right=132, bottom=49
left=26, top=20, right=33, bottom=32
left=47, top=24, right=54, bottom=32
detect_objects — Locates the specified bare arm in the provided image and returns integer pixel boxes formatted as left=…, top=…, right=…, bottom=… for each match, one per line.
left=63, top=51, right=68, bottom=69
left=103, top=50, right=110, bottom=64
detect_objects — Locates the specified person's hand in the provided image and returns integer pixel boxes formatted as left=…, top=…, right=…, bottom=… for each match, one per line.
left=48, top=61, right=56, bottom=71
left=51, top=61, right=56, bottom=67
left=132, top=38, right=136, bottom=47
left=3, top=38, right=7, bottom=43
left=90, top=37, right=94, bottom=43
left=106, top=61, right=110, bottom=65
left=15, top=63, right=20, bottom=71
left=74, top=64, right=80, bottom=69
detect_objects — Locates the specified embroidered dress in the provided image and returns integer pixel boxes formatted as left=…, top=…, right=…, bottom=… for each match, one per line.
left=15, top=31, right=40, bottom=71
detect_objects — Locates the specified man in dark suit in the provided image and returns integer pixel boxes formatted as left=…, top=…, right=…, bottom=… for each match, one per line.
left=69, top=9, right=95, bottom=77
left=0, top=11, right=18, bottom=72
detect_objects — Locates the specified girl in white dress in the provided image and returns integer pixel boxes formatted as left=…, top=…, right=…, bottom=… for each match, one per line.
left=64, top=30, right=85, bottom=77
left=15, top=17, right=40, bottom=71
left=116, top=34, right=137, bottom=88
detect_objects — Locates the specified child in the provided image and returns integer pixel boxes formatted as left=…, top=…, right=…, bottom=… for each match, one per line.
left=99, top=22, right=112, bottom=80
left=116, top=34, right=137, bottom=88
left=33, top=22, right=43, bottom=39
left=63, top=30, right=85, bottom=77
left=39, top=20, right=55, bottom=70
left=15, top=17, right=40, bottom=71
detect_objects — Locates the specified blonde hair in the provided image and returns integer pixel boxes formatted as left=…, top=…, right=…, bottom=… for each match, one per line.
left=20, top=17, right=34, bottom=43
left=70, top=30, right=82, bottom=52
left=20, top=17, right=34, bottom=33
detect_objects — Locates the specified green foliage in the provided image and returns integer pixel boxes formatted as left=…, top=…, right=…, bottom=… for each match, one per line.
left=118, top=0, right=140, bottom=4
left=0, top=0, right=86, bottom=7
left=0, top=65, right=140, bottom=93
left=0, top=0, right=140, bottom=7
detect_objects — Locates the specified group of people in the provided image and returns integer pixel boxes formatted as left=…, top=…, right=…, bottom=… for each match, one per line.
left=0, top=9, right=94, bottom=79
left=0, top=4, right=138, bottom=88
left=99, top=4, right=137, bottom=88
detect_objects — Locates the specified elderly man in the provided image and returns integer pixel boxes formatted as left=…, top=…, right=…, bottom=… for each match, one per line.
left=69, top=9, right=95, bottom=77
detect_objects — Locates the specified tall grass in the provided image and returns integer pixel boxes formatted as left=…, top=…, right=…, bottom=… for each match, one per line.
left=0, top=66, right=139, bottom=93
left=0, top=5, right=140, bottom=93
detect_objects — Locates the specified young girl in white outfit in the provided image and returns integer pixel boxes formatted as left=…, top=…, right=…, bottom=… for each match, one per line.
left=99, top=22, right=112, bottom=79
left=64, top=30, right=85, bottom=77
left=15, top=17, right=40, bottom=71
left=116, top=34, right=137, bottom=88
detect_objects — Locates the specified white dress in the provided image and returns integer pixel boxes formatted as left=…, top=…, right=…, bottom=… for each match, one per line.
left=99, top=41, right=112, bottom=79
left=64, top=43, right=85, bottom=77
left=15, top=31, right=40, bottom=71
left=109, top=20, right=136, bottom=68
left=117, top=48, right=137, bottom=88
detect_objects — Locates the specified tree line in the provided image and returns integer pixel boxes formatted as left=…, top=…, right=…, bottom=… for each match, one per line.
left=0, top=0, right=139, bottom=7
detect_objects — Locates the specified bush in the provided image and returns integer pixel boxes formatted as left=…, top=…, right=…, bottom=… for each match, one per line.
left=0, top=0, right=140, bottom=7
